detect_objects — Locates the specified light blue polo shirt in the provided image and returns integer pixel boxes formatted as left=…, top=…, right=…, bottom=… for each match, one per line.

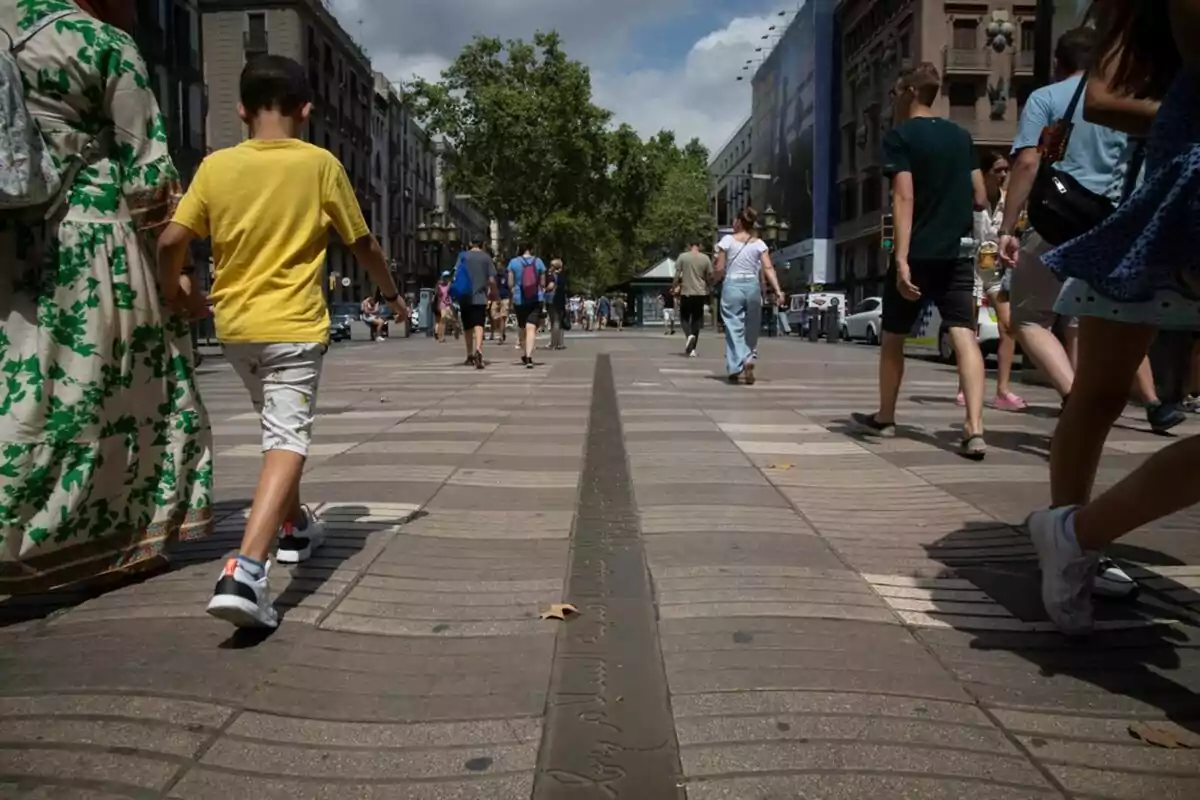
left=1012, top=74, right=1129, bottom=200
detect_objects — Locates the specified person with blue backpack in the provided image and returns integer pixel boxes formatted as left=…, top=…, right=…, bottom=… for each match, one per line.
left=508, top=244, right=547, bottom=368
left=451, top=237, right=498, bottom=369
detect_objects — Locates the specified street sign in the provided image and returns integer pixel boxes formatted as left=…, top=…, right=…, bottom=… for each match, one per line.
left=341, top=277, right=351, bottom=288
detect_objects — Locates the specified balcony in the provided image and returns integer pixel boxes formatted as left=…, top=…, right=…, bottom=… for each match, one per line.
left=1014, top=49, right=1035, bottom=75
left=943, top=47, right=992, bottom=74
left=949, top=114, right=1020, bottom=145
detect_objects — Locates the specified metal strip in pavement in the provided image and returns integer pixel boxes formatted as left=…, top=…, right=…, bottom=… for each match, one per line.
left=533, top=353, right=685, bottom=799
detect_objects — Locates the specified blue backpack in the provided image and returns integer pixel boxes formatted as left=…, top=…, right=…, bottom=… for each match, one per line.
left=449, top=252, right=472, bottom=302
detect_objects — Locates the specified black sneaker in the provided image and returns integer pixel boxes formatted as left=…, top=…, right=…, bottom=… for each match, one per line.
left=1147, top=401, right=1186, bottom=434
left=474, top=352, right=485, bottom=370
left=525, top=357, right=535, bottom=369
left=850, top=412, right=897, bottom=438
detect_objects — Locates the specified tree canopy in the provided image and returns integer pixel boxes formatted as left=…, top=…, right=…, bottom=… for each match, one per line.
left=405, top=31, right=713, bottom=290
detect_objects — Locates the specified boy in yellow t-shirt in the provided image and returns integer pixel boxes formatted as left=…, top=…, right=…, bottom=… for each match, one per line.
left=157, top=55, right=408, bottom=630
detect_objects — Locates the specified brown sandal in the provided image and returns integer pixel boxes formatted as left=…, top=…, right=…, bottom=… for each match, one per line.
left=743, top=362, right=756, bottom=385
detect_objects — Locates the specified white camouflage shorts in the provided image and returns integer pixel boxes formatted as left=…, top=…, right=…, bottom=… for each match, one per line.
left=226, top=342, right=325, bottom=457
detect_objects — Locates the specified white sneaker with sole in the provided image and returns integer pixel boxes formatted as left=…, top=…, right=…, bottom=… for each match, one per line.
left=276, top=508, right=326, bottom=565
left=206, top=558, right=279, bottom=629
left=1027, top=507, right=1099, bottom=636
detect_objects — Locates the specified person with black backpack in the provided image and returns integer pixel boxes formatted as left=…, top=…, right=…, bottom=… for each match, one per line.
left=506, top=244, right=547, bottom=368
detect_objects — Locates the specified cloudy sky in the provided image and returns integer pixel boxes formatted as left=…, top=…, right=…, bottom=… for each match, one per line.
left=326, top=0, right=799, bottom=158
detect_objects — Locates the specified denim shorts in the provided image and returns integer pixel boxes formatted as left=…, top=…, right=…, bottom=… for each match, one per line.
left=225, top=342, right=325, bottom=457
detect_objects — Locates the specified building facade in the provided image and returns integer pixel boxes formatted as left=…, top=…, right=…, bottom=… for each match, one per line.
left=199, top=0, right=373, bottom=302
left=708, top=116, right=754, bottom=231
left=834, top=0, right=1036, bottom=303
left=749, top=0, right=839, bottom=294
left=136, top=1, right=207, bottom=186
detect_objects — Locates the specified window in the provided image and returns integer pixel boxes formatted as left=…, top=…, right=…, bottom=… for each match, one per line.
left=952, top=19, right=977, bottom=50
left=861, top=175, right=882, bottom=214
left=188, top=83, right=203, bottom=149
left=947, top=81, right=977, bottom=120
left=899, top=28, right=912, bottom=59
left=245, top=12, right=267, bottom=53
left=1020, top=21, right=1036, bottom=52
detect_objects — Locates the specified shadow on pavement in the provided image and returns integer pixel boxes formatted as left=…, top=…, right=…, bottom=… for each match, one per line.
left=923, top=522, right=1200, bottom=736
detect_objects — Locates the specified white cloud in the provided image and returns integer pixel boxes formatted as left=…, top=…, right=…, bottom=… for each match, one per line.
left=327, top=0, right=776, bottom=155
left=592, top=14, right=776, bottom=155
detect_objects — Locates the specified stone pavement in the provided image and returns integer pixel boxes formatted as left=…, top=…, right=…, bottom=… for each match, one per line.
left=2, top=330, right=1199, bottom=799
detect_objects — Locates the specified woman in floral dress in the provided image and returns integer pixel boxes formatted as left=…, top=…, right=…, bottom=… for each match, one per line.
left=0, top=0, right=212, bottom=592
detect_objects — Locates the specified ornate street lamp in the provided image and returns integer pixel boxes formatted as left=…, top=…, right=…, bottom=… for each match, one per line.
left=761, top=205, right=780, bottom=242
left=416, top=221, right=430, bottom=243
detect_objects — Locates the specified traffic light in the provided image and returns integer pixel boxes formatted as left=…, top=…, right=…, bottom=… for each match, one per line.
left=881, top=213, right=895, bottom=252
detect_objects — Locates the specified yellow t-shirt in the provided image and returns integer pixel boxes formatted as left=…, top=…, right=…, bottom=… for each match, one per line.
left=173, top=139, right=369, bottom=344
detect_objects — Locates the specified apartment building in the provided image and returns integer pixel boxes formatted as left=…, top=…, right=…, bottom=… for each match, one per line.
left=708, top=117, right=754, bottom=230
left=835, top=0, right=1036, bottom=303
left=199, top=0, right=373, bottom=302
left=135, top=1, right=206, bottom=185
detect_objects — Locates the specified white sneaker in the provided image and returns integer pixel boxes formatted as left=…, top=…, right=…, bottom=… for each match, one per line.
left=688, top=351, right=698, bottom=358
left=276, top=508, right=326, bottom=564
left=1027, top=507, right=1098, bottom=636
left=685, top=334, right=697, bottom=355
left=1094, top=557, right=1138, bottom=599
left=206, top=558, right=279, bottom=629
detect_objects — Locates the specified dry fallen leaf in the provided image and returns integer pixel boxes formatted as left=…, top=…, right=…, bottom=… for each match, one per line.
left=768, top=463, right=794, bottom=471
left=540, top=603, right=579, bottom=621
left=1128, top=721, right=1200, bottom=749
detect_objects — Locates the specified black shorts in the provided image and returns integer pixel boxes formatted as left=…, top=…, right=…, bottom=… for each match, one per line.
left=882, top=258, right=976, bottom=335
left=460, top=303, right=487, bottom=330
left=515, top=303, right=542, bottom=328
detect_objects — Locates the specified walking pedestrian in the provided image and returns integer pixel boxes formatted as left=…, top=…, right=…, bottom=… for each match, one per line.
left=583, top=296, right=597, bottom=331
left=957, top=150, right=1027, bottom=410
left=508, top=244, right=546, bottom=368
left=850, top=63, right=990, bottom=459
left=458, top=237, right=498, bottom=370
left=612, top=294, right=627, bottom=331
left=435, top=271, right=453, bottom=342
left=0, top=0, right=213, bottom=592
left=1027, top=0, right=1200, bottom=635
left=158, top=54, right=407, bottom=628
left=715, top=207, right=784, bottom=385
left=674, top=240, right=714, bottom=356
left=548, top=260, right=568, bottom=350
left=660, top=286, right=678, bottom=335
left=489, top=259, right=511, bottom=343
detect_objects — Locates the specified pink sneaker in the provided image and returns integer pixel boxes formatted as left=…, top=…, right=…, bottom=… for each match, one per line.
left=993, top=391, right=1028, bottom=411
left=955, top=391, right=965, bottom=407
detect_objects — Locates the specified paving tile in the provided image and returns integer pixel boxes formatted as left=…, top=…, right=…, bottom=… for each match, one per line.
left=168, top=769, right=535, bottom=800
left=684, top=775, right=1056, bottom=799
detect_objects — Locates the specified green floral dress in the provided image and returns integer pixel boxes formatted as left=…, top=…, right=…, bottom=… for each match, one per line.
left=0, top=1, right=213, bottom=592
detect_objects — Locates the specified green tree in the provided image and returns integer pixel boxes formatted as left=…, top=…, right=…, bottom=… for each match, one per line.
left=633, top=135, right=712, bottom=267
left=405, top=31, right=611, bottom=244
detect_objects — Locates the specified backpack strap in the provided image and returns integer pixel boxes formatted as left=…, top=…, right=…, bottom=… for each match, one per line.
left=1055, top=76, right=1089, bottom=157
left=8, top=9, right=77, bottom=53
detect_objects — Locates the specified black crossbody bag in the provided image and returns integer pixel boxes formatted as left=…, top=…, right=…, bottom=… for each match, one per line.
left=1027, top=77, right=1117, bottom=246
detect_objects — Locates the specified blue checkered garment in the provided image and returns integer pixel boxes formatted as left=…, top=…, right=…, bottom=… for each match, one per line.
left=1044, top=70, right=1200, bottom=303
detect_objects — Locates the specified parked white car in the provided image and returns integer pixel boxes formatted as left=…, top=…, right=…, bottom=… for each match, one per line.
left=840, top=296, right=883, bottom=345
left=933, top=297, right=1001, bottom=364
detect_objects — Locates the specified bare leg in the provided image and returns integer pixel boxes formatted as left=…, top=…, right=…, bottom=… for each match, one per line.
left=993, top=298, right=1016, bottom=397
left=1074, top=434, right=1200, bottom=551
left=1015, top=323, right=1075, bottom=398
left=950, top=325, right=986, bottom=438
left=524, top=323, right=537, bottom=359
left=474, top=323, right=485, bottom=358
left=876, top=332, right=906, bottom=424
left=1131, top=357, right=1159, bottom=405
left=1064, top=321, right=1079, bottom=371
left=1050, top=317, right=1156, bottom=507
left=239, top=451, right=306, bottom=562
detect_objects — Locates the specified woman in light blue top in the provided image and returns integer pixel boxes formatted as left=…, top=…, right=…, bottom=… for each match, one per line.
left=714, top=206, right=784, bottom=385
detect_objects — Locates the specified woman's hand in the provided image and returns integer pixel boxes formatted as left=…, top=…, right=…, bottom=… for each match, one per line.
left=169, top=274, right=211, bottom=322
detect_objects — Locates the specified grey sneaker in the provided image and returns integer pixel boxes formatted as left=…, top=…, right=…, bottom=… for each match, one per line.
left=1027, top=507, right=1099, bottom=636
left=206, top=558, right=279, bottom=629
left=276, top=507, right=326, bottom=565
left=959, top=435, right=987, bottom=461
left=850, top=412, right=896, bottom=438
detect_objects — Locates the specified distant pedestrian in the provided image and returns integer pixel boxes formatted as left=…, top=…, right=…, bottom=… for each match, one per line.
left=361, top=293, right=386, bottom=342
left=435, top=271, right=454, bottom=342
left=597, top=295, right=611, bottom=331
left=459, top=236, right=498, bottom=369
left=660, top=286, right=678, bottom=334
left=674, top=240, right=714, bottom=356
left=507, top=244, right=546, bottom=368
left=612, top=295, right=627, bottom=331
left=158, top=54, right=408, bottom=628
left=489, top=260, right=511, bottom=343
left=715, top=207, right=783, bottom=385
left=548, top=259, right=568, bottom=350
left=583, top=296, right=597, bottom=331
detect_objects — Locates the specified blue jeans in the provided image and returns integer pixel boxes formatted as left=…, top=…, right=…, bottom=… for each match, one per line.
left=721, top=278, right=762, bottom=375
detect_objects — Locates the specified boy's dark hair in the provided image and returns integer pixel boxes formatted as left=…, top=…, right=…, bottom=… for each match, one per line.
left=897, top=62, right=941, bottom=106
left=519, top=243, right=534, bottom=254
left=1054, top=27, right=1095, bottom=76
left=470, top=233, right=489, bottom=248
left=240, top=55, right=312, bottom=115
